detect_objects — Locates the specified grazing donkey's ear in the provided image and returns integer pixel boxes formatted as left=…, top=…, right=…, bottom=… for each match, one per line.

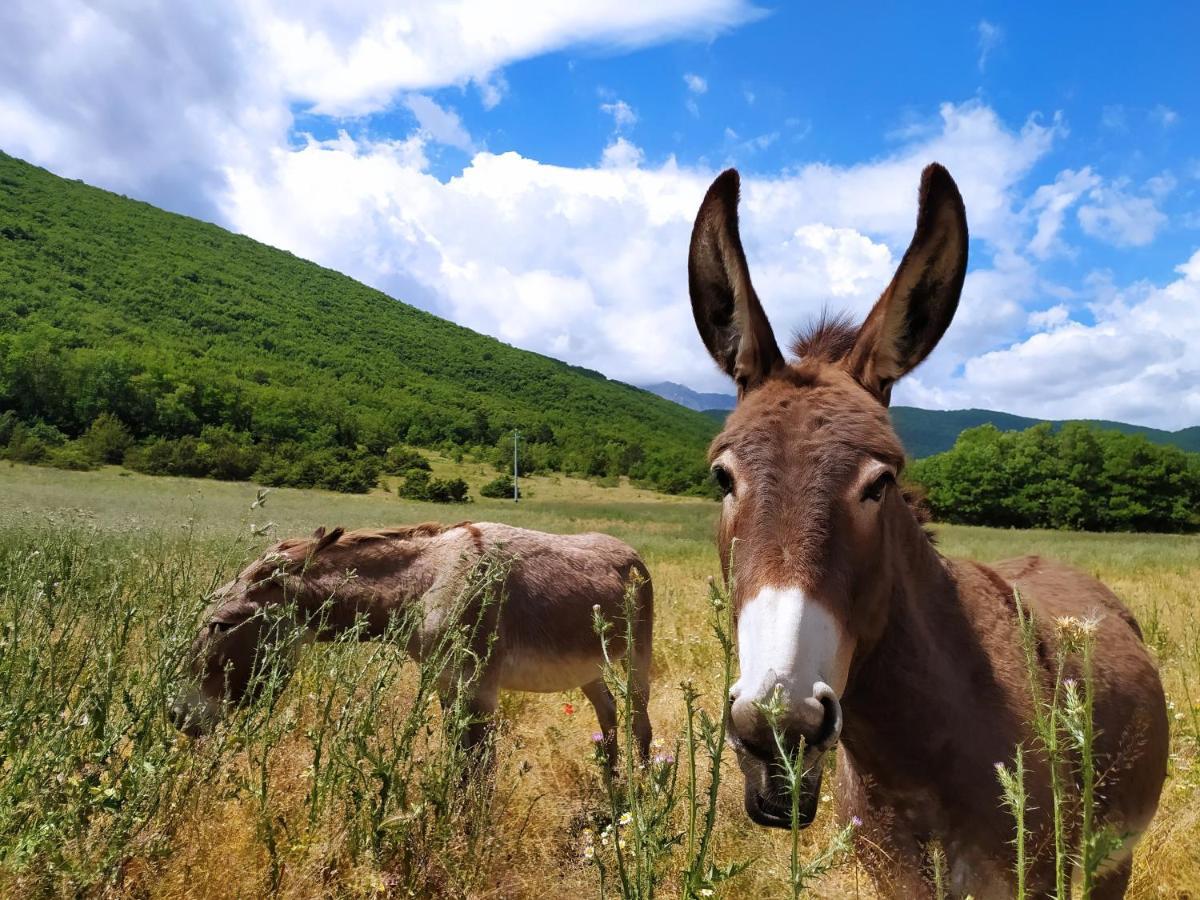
left=845, top=163, right=968, bottom=404
left=689, top=168, right=783, bottom=398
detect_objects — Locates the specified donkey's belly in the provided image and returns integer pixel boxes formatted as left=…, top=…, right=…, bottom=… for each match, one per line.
left=496, top=651, right=608, bottom=692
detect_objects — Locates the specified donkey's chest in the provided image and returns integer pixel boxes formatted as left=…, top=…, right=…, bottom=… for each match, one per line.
left=839, top=753, right=1016, bottom=898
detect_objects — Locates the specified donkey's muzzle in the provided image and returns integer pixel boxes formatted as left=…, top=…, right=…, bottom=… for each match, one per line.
left=169, top=688, right=221, bottom=737
left=727, top=680, right=842, bottom=829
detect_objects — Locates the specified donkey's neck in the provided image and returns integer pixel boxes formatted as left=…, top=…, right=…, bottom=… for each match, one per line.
left=840, top=523, right=1008, bottom=787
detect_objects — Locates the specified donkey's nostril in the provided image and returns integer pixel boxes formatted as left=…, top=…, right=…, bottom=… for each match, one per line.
left=812, top=681, right=843, bottom=751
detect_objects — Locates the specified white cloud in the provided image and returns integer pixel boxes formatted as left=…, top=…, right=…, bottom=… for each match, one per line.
left=251, top=0, right=761, bottom=117
left=600, top=99, right=638, bottom=130
left=1100, top=104, right=1127, bottom=132
left=977, top=20, right=1003, bottom=72
left=942, top=251, right=1200, bottom=429
left=1026, top=167, right=1101, bottom=259
left=601, top=137, right=645, bottom=168
left=683, top=73, right=708, bottom=94
left=1027, top=304, right=1069, bottom=330
left=0, top=0, right=756, bottom=209
left=1078, top=178, right=1169, bottom=247
left=222, top=100, right=1061, bottom=396
left=402, top=94, right=475, bottom=151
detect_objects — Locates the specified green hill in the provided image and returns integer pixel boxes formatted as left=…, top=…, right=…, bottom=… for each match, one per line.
left=890, top=407, right=1200, bottom=459
left=0, top=151, right=718, bottom=494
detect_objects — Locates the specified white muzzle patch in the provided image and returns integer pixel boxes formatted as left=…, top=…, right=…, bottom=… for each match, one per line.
left=731, top=586, right=853, bottom=719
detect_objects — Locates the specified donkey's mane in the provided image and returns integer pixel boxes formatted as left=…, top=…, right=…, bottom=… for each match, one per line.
left=262, top=522, right=470, bottom=576
left=790, top=311, right=859, bottom=364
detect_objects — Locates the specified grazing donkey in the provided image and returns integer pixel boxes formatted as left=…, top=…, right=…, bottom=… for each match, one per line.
left=687, top=163, right=1168, bottom=897
left=171, top=522, right=653, bottom=765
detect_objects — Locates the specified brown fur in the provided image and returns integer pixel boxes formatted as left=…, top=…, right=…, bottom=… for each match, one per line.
left=172, top=522, right=654, bottom=766
left=688, top=163, right=1168, bottom=898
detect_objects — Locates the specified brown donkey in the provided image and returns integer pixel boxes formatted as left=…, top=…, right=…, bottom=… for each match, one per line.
left=688, top=164, right=1168, bottom=897
left=170, top=522, right=653, bottom=765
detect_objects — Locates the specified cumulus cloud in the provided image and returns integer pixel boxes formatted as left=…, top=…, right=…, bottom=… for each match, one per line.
left=942, top=251, right=1200, bottom=428
left=683, top=73, right=707, bottom=116
left=1078, top=178, right=1169, bottom=247
left=402, top=94, right=475, bottom=151
left=1026, top=167, right=1101, bottom=259
left=0, top=0, right=755, bottom=208
left=600, top=99, right=638, bottom=131
left=221, top=101, right=1061, bottom=395
left=601, top=136, right=646, bottom=168
left=252, top=0, right=761, bottom=117
left=1149, top=104, right=1179, bottom=128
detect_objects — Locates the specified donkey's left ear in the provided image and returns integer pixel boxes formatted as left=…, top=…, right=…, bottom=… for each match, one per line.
left=845, top=163, right=968, bottom=404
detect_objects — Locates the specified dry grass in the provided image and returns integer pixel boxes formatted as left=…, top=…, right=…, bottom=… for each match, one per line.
left=0, top=461, right=1196, bottom=898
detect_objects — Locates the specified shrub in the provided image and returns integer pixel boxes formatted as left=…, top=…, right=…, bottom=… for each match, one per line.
left=480, top=474, right=518, bottom=499
left=383, top=445, right=431, bottom=475
left=124, top=427, right=261, bottom=482
left=254, top=445, right=379, bottom=494
left=45, top=441, right=96, bottom=471
left=79, top=413, right=132, bottom=464
left=397, top=470, right=471, bottom=503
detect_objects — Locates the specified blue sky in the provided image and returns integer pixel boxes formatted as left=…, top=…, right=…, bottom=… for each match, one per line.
left=3, top=1, right=1199, bottom=427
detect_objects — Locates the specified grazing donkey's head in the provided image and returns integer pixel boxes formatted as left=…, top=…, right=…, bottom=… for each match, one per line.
left=169, top=527, right=348, bottom=736
left=689, top=164, right=967, bottom=827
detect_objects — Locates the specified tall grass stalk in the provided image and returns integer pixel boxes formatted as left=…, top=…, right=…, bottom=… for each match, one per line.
left=995, top=743, right=1029, bottom=897
left=1010, top=589, right=1122, bottom=898
left=758, top=687, right=854, bottom=899
left=680, top=572, right=740, bottom=898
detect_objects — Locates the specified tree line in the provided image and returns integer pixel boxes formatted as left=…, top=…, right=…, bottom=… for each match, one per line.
left=907, top=423, right=1200, bottom=533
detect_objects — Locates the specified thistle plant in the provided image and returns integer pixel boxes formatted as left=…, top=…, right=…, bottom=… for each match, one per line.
left=1003, top=590, right=1124, bottom=899
left=758, top=686, right=854, bottom=900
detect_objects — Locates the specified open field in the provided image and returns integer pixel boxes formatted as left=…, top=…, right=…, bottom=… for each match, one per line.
left=0, top=462, right=1197, bottom=897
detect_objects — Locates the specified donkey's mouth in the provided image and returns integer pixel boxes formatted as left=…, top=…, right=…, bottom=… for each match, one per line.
left=734, top=740, right=825, bottom=829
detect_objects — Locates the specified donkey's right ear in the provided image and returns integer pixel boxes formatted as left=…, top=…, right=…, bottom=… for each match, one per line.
left=688, top=169, right=783, bottom=398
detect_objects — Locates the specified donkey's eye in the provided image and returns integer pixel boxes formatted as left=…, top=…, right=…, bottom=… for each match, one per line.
left=711, top=464, right=735, bottom=497
left=862, top=472, right=895, bottom=503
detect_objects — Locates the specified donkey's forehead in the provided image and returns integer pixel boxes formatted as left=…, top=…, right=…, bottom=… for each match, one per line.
left=710, top=366, right=901, bottom=466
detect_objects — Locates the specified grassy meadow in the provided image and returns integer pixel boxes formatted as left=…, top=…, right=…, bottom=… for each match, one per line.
left=0, top=460, right=1197, bottom=898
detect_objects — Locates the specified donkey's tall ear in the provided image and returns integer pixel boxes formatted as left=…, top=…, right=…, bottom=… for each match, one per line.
left=689, top=169, right=783, bottom=398
left=845, top=163, right=968, bottom=404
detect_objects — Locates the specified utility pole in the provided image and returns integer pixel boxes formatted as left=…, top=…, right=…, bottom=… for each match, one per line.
left=512, top=430, right=520, bottom=503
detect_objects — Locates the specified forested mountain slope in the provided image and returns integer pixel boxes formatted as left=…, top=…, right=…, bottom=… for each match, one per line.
left=0, top=152, right=718, bottom=493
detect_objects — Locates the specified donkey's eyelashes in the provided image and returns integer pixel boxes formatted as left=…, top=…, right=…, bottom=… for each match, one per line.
left=712, top=464, right=735, bottom=497
left=861, top=471, right=895, bottom=503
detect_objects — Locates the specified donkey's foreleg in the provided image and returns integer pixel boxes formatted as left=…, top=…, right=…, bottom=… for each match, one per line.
left=438, top=670, right=500, bottom=778
left=582, top=677, right=619, bottom=771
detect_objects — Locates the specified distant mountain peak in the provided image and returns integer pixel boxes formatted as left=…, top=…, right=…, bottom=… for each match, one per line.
left=640, top=381, right=736, bottom=412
